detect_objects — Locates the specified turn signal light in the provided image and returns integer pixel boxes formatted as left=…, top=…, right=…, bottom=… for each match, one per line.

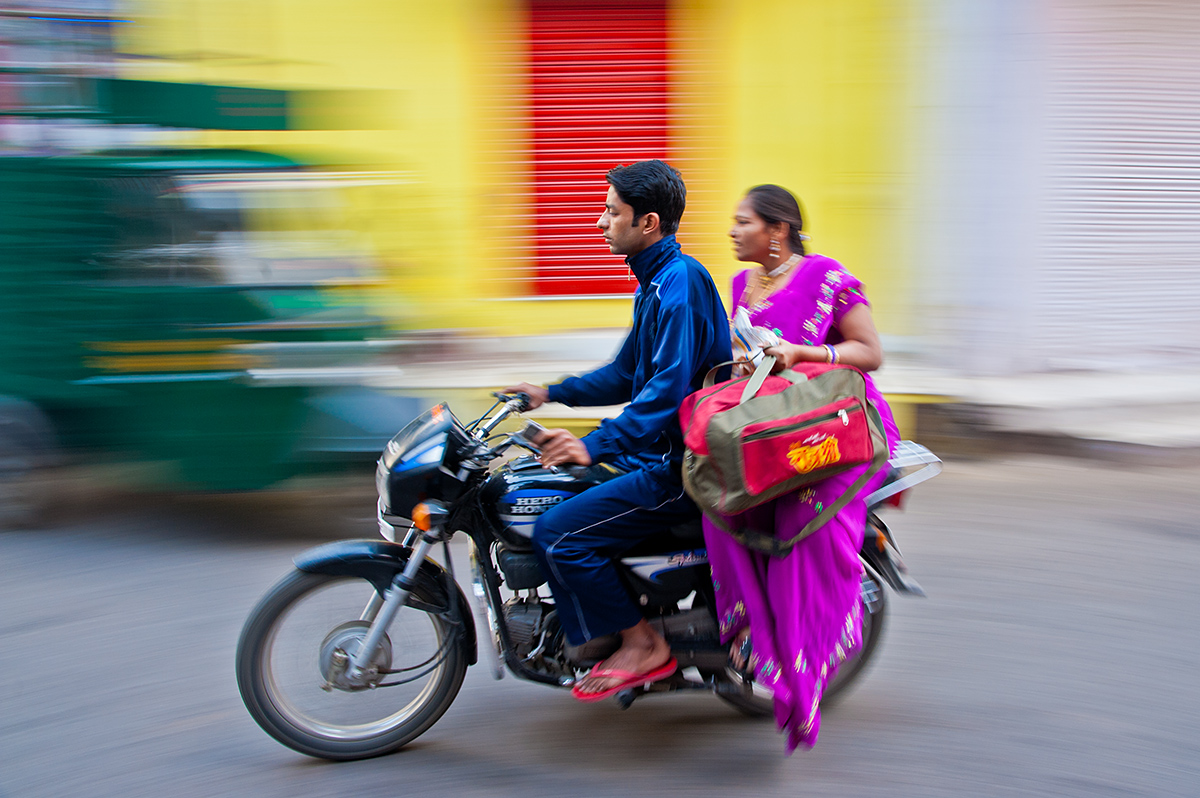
left=411, top=503, right=433, bottom=532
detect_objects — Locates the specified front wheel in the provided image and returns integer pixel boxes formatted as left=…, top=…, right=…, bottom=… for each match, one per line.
left=236, top=570, right=467, bottom=760
left=715, top=565, right=887, bottom=717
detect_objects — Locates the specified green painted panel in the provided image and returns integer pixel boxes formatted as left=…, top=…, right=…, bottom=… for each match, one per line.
left=96, top=78, right=290, bottom=131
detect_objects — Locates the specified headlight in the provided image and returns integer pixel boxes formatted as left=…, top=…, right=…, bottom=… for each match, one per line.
left=377, top=496, right=396, bottom=541
left=375, top=457, right=390, bottom=503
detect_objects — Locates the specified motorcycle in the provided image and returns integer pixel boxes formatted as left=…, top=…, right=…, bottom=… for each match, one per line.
left=235, top=392, right=941, bottom=760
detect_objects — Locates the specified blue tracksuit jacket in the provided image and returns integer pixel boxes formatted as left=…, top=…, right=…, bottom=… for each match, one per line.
left=546, top=235, right=731, bottom=482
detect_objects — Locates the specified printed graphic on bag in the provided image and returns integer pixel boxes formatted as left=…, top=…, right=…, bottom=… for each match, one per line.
left=739, top=397, right=871, bottom=496
left=787, top=436, right=841, bottom=474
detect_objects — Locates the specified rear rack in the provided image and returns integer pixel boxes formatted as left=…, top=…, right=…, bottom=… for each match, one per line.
left=865, top=440, right=943, bottom=508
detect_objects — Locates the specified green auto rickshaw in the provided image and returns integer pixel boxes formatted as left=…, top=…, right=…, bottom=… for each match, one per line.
left=0, top=147, right=418, bottom=523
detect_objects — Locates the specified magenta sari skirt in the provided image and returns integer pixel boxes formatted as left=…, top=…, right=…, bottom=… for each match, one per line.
left=702, top=375, right=898, bottom=752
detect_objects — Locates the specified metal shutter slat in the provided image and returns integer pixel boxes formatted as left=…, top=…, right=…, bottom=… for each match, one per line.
left=1033, top=1, right=1200, bottom=368
left=529, top=0, right=669, bottom=297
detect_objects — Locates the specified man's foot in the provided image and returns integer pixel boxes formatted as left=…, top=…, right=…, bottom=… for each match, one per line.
left=572, top=620, right=673, bottom=697
left=564, top=633, right=621, bottom=666
left=570, top=658, right=679, bottom=703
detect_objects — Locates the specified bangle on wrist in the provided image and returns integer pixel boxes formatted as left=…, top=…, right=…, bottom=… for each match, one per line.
left=823, top=344, right=839, bottom=365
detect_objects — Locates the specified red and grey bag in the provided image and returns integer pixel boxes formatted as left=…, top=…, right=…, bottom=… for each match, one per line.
left=680, top=356, right=888, bottom=557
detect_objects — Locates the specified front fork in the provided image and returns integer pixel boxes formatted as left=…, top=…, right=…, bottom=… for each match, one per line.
left=344, top=503, right=449, bottom=682
left=467, top=538, right=507, bottom=680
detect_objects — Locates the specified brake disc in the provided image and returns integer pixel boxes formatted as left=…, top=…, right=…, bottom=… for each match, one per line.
left=318, top=621, right=393, bottom=691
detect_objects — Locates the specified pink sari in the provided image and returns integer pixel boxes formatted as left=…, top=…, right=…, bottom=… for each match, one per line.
left=703, top=255, right=900, bottom=752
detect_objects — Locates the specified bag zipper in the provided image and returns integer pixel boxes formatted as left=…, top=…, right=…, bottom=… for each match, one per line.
left=741, top=402, right=863, bottom=443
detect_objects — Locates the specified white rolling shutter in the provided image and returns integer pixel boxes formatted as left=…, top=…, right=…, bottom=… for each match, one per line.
left=1033, top=0, right=1200, bottom=370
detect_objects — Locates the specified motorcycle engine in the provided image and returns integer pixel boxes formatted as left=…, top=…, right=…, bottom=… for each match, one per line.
left=502, top=598, right=571, bottom=678
left=502, top=598, right=553, bottom=658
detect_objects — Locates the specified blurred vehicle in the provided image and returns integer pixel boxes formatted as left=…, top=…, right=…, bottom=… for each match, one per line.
left=0, top=148, right=416, bottom=521
left=234, top=392, right=939, bottom=761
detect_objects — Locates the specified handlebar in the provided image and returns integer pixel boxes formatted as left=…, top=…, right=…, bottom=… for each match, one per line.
left=472, top=391, right=533, bottom=440
left=462, top=393, right=553, bottom=468
left=510, top=420, right=546, bottom=451
left=490, top=391, right=531, bottom=413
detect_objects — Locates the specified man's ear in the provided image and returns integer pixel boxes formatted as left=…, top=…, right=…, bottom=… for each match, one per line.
left=639, top=212, right=662, bottom=235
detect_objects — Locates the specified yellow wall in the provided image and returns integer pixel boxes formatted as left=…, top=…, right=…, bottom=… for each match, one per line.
left=478, top=0, right=918, bottom=334
left=115, top=0, right=531, bottom=331
left=114, top=0, right=914, bottom=337
left=673, top=0, right=915, bottom=336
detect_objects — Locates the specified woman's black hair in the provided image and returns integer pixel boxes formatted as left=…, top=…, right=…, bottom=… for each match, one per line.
left=606, top=160, right=686, bottom=236
left=745, top=184, right=806, bottom=256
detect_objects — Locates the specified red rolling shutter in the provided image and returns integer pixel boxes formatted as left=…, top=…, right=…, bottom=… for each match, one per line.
left=529, top=0, right=670, bottom=296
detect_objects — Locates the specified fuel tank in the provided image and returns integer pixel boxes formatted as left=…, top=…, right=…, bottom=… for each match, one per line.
left=480, top=456, right=624, bottom=550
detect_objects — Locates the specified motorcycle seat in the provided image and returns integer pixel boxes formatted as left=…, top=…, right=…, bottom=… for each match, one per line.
left=621, top=517, right=706, bottom=557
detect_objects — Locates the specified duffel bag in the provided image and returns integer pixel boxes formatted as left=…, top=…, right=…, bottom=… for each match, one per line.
left=680, top=356, right=888, bottom=557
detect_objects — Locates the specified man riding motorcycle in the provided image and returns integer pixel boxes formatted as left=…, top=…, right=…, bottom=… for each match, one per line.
left=506, top=159, right=732, bottom=701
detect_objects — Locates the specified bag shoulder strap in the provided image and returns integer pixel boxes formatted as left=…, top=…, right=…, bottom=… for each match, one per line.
left=706, top=418, right=889, bottom=558
left=702, top=359, right=743, bottom=389
left=770, top=444, right=887, bottom=555
left=701, top=354, right=777, bottom=390
left=738, top=355, right=777, bottom=403
left=699, top=354, right=782, bottom=397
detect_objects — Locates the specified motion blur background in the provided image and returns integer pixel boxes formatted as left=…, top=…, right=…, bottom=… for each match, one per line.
left=3, top=0, right=1200, bottom=487
left=5, top=5, right=1200, bottom=797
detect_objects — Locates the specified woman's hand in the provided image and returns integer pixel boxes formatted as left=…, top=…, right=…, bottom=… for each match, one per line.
left=755, top=303, right=886, bottom=375
left=762, top=342, right=823, bottom=371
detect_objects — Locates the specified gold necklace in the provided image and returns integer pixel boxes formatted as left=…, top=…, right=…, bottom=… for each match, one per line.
left=745, top=254, right=801, bottom=308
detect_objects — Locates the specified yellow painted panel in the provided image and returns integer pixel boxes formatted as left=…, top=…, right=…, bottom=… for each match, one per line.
left=116, top=0, right=532, bottom=332
left=673, top=0, right=916, bottom=337
left=115, top=1, right=916, bottom=337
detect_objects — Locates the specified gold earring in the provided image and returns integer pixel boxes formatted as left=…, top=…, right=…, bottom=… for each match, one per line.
left=769, top=239, right=780, bottom=258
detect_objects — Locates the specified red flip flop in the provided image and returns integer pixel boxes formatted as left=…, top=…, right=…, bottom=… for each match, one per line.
left=570, top=657, right=679, bottom=703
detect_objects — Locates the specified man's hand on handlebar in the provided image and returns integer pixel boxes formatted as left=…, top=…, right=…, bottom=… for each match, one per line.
left=496, top=383, right=586, bottom=466
left=502, top=382, right=549, bottom=411
left=535, top=428, right=592, bottom=468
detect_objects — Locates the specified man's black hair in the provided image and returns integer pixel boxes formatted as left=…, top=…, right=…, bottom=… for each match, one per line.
left=605, top=159, right=686, bottom=236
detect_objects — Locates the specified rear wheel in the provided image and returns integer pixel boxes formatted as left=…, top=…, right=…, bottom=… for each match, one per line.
left=715, top=564, right=887, bottom=717
left=822, top=564, right=887, bottom=702
left=236, top=570, right=467, bottom=760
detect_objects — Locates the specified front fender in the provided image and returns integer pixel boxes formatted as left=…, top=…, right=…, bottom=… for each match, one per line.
left=294, top=539, right=477, bottom=665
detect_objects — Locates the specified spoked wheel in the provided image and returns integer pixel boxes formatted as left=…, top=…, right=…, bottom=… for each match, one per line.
left=822, top=564, right=887, bottom=702
left=715, top=565, right=887, bottom=718
left=236, top=570, right=467, bottom=760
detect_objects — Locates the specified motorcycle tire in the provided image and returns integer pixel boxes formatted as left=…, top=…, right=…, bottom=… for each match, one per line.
left=714, top=565, right=887, bottom=718
left=236, top=569, right=467, bottom=761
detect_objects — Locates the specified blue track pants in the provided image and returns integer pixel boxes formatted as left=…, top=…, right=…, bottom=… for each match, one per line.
left=532, top=468, right=698, bottom=646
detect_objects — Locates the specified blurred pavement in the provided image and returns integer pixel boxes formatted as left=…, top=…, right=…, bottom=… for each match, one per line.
left=378, top=332, right=1200, bottom=453
left=2, top=454, right=1197, bottom=797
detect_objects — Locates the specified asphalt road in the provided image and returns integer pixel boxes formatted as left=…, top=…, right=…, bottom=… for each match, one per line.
left=2, top=455, right=1198, bottom=798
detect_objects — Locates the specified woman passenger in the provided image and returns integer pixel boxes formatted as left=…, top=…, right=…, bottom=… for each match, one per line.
left=703, top=184, right=900, bottom=751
